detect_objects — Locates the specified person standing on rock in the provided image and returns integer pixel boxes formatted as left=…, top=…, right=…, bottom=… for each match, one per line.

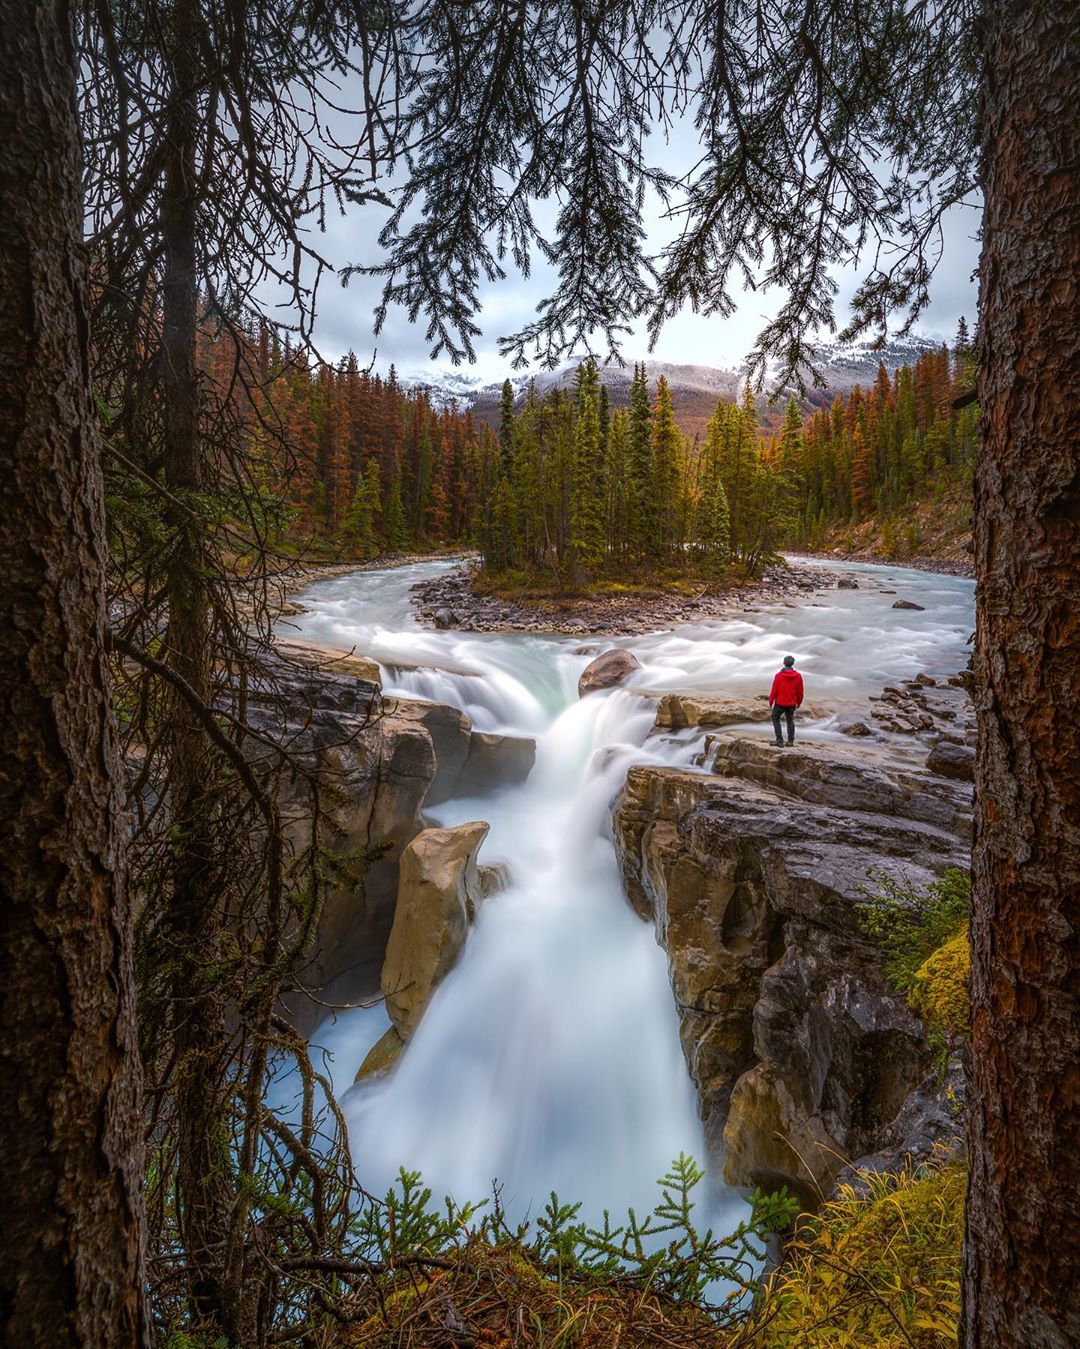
left=769, top=655, right=804, bottom=747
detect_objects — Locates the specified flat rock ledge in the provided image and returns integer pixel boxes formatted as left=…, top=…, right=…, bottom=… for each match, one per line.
left=613, top=736, right=969, bottom=1201
left=652, top=692, right=833, bottom=730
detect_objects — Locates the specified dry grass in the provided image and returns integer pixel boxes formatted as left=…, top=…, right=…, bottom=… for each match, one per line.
left=340, top=1242, right=735, bottom=1348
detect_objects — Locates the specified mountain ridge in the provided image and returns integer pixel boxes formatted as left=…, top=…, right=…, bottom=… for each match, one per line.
left=396, top=333, right=947, bottom=434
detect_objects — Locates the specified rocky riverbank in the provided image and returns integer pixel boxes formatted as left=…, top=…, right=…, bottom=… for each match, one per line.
left=796, top=549, right=975, bottom=579
left=409, top=558, right=851, bottom=635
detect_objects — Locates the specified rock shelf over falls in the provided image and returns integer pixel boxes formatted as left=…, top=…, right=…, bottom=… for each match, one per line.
left=614, top=735, right=971, bottom=1200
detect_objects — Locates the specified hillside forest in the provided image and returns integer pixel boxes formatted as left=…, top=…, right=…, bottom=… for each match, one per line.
left=231, top=326, right=977, bottom=583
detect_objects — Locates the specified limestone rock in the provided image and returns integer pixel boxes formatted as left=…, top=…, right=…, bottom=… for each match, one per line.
left=831, top=1054, right=965, bottom=1196
left=709, top=737, right=972, bottom=836
left=613, top=737, right=970, bottom=1195
left=654, top=693, right=829, bottom=731
left=383, top=696, right=472, bottom=806
left=355, top=1026, right=406, bottom=1082
left=455, top=731, right=536, bottom=797
left=839, top=720, right=872, bottom=737
left=478, top=861, right=511, bottom=899
left=925, top=740, right=976, bottom=782
left=578, top=648, right=642, bottom=696
left=248, top=657, right=439, bottom=1035
left=275, top=637, right=382, bottom=686
left=382, top=821, right=490, bottom=1037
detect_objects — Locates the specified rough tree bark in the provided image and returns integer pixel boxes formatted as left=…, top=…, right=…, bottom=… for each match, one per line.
left=0, top=1, right=149, bottom=1343
left=964, top=1, right=1080, bottom=1343
left=157, top=1, right=237, bottom=1332
left=157, top=0, right=229, bottom=1329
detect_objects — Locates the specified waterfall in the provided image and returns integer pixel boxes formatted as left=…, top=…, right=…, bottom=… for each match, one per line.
left=278, top=556, right=976, bottom=1233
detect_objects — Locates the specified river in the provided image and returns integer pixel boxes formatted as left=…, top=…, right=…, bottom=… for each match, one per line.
left=274, top=557, right=975, bottom=1235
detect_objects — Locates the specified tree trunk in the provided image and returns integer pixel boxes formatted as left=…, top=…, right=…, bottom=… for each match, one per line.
left=963, top=2, right=1080, bottom=1342
left=158, top=0, right=233, bottom=1330
left=0, top=1, right=148, bottom=1343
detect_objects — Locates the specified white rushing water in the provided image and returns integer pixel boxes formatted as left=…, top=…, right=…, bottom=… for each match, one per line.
left=276, top=557, right=975, bottom=1233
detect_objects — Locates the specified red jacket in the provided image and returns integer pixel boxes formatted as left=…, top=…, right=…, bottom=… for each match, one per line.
left=769, top=668, right=804, bottom=708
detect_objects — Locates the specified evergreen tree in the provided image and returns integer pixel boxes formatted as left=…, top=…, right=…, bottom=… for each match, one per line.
left=568, top=362, right=606, bottom=578
left=774, top=396, right=805, bottom=540
left=850, top=427, right=873, bottom=519
left=700, top=473, right=731, bottom=575
left=381, top=455, right=407, bottom=550
left=651, top=376, right=681, bottom=557
left=498, top=378, right=515, bottom=478
left=489, top=476, right=519, bottom=571
left=626, top=363, right=656, bottom=560
left=339, top=459, right=381, bottom=557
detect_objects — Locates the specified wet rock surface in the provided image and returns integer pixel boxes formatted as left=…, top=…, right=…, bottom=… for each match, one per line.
left=355, top=1025, right=406, bottom=1083
left=925, top=740, right=976, bottom=782
left=454, top=731, right=537, bottom=798
left=868, top=672, right=976, bottom=742
left=613, top=736, right=970, bottom=1199
left=382, top=821, right=492, bottom=1039
left=578, top=648, right=642, bottom=695
left=252, top=655, right=523, bottom=1035
left=409, top=561, right=848, bottom=635
left=275, top=637, right=383, bottom=685
left=653, top=693, right=832, bottom=730
left=831, top=1054, right=966, bottom=1196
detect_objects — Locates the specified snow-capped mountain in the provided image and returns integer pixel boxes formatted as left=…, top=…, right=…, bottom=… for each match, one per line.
left=397, top=332, right=947, bottom=430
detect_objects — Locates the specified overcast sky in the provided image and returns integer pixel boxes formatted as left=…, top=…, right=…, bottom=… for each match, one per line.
left=302, top=114, right=981, bottom=386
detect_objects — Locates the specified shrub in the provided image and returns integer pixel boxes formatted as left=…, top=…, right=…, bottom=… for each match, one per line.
left=909, top=927, right=971, bottom=1038
left=859, top=868, right=970, bottom=999
left=756, top=1156, right=965, bottom=1347
left=881, top=519, right=902, bottom=559
left=339, top=1156, right=797, bottom=1346
left=859, top=868, right=971, bottom=1072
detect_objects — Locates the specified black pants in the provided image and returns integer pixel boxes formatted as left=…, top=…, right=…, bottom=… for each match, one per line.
left=772, top=705, right=795, bottom=744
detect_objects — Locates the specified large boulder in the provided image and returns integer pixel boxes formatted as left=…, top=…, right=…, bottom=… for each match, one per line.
left=455, top=731, right=536, bottom=798
left=382, top=821, right=491, bottom=1038
left=578, top=648, right=641, bottom=696
left=925, top=740, right=976, bottom=782
left=355, top=1025, right=406, bottom=1082
left=654, top=693, right=771, bottom=730
left=382, top=696, right=472, bottom=806
left=613, top=738, right=971, bottom=1196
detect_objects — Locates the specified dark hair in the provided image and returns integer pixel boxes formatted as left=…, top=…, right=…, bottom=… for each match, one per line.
left=783, top=655, right=796, bottom=667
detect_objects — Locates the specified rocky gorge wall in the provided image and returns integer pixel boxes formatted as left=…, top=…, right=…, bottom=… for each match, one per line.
left=614, top=735, right=970, bottom=1203
left=265, top=631, right=971, bottom=1211
left=255, top=647, right=534, bottom=1035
